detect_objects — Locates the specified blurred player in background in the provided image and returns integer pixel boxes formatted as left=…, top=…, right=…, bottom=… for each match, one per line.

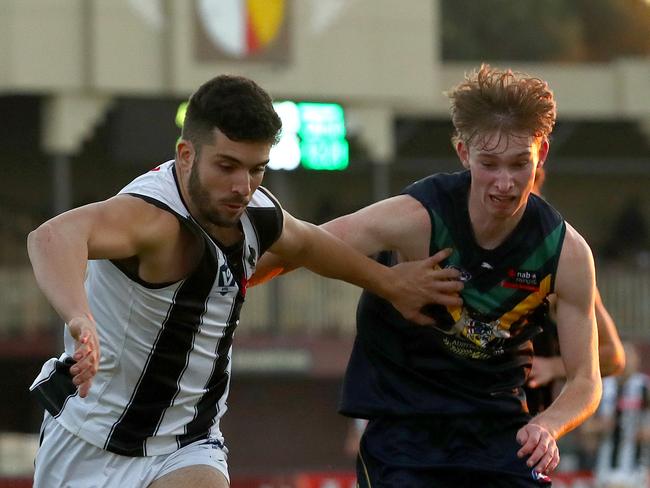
left=26, top=75, right=460, bottom=488
left=585, top=342, right=650, bottom=488
left=525, top=167, right=625, bottom=415
left=254, top=64, right=603, bottom=487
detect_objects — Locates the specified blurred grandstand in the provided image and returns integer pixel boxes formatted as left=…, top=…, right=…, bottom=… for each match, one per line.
left=1, top=0, right=649, bottom=487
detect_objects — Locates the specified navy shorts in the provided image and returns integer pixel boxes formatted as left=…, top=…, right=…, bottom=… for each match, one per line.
left=356, top=415, right=553, bottom=488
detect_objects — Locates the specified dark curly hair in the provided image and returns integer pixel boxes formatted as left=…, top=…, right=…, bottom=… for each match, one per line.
left=182, top=75, right=282, bottom=153
left=447, top=64, right=556, bottom=150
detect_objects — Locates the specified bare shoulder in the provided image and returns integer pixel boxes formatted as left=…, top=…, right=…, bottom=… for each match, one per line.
left=105, top=195, right=183, bottom=242
left=81, top=194, right=186, bottom=260
left=393, top=194, right=431, bottom=228
left=336, top=194, right=428, bottom=224
left=370, top=194, right=430, bottom=222
left=105, top=195, right=203, bottom=282
left=384, top=195, right=432, bottom=259
left=559, top=223, right=593, bottom=265
left=556, top=222, right=595, bottom=299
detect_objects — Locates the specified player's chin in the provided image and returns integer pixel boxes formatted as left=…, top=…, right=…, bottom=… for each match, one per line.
left=210, top=211, right=243, bottom=228
left=491, top=207, right=520, bottom=220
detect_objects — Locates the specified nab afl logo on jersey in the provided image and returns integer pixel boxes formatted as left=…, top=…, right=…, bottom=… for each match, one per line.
left=216, top=263, right=238, bottom=296
left=501, top=268, right=540, bottom=292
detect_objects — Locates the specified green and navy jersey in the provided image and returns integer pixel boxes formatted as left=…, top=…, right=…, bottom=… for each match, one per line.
left=340, top=170, right=566, bottom=418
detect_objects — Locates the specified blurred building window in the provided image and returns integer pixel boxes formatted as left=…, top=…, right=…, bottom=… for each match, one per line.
left=441, top=0, right=650, bottom=62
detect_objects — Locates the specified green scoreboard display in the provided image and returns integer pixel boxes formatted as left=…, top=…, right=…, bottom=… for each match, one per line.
left=270, top=101, right=349, bottom=171
left=295, top=102, right=349, bottom=171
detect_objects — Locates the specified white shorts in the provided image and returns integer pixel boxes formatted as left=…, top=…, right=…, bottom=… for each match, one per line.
left=33, top=413, right=229, bottom=488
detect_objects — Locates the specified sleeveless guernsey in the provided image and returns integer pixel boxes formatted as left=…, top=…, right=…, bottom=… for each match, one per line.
left=31, top=160, right=283, bottom=456
left=340, top=171, right=566, bottom=418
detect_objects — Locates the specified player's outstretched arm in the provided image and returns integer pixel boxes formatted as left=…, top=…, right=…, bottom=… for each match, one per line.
left=253, top=194, right=458, bottom=284
left=517, top=224, right=602, bottom=475
left=27, top=195, right=168, bottom=397
left=266, top=202, right=463, bottom=325
left=251, top=195, right=429, bottom=286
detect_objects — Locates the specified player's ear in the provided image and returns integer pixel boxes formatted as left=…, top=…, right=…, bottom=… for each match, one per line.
left=176, top=139, right=196, bottom=171
left=537, top=137, right=549, bottom=167
left=456, top=141, right=470, bottom=169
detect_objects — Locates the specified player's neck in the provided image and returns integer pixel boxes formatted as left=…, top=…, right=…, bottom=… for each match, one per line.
left=203, top=222, right=243, bottom=248
left=468, top=205, right=525, bottom=250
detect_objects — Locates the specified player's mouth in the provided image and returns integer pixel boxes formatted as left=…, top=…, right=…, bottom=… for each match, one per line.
left=223, top=203, right=245, bottom=211
left=489, top=194, right=516, bottom=208
left=220, top=199, right=248, bottom=212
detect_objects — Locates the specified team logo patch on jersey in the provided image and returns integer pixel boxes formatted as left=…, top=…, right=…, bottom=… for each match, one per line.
left=462, top=314, right=510, bottom=347
left=501, top=268, right=540, bottom=292
left=446, top=265, right=472, bottom=282
left=217, top=263, right=238, bottom=296
left=438, top=309, right=510, bottom=359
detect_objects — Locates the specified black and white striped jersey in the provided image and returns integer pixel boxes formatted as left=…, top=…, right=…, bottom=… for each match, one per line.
left=596, top=373, right=650, bottom=477
left=30, top=160, right=283, bottom=457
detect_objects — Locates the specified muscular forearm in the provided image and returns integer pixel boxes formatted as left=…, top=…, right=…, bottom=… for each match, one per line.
left=293, top=222, right=394, bottom=298
left=530, top=375, right=602, bottom=439
left=252, top=217, right=378, bottom=287
left=27, top=222, right=93, bottom=323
